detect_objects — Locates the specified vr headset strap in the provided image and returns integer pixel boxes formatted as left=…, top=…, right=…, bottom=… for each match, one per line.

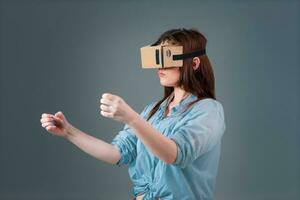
left=173, top=49, right=206, bottom=60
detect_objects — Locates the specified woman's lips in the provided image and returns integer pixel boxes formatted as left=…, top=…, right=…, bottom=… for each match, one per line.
left=158, top=71, right=166, bottom=77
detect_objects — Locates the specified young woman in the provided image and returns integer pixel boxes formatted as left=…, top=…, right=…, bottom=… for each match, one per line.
left=40, top=28, right=226, bottom=200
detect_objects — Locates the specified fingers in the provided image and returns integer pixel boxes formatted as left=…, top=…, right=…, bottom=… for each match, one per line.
left=100, top=98, right=114, bottom=106
left=99, top=93, right=125, bottom=120
left=100, top=94, right=117, bottom=114
left=42, top=113, right=54, bottom=118
left=40, top=113, right=63, bottom=129
left=41, top=121, right=55, bottom=128
left=40, top=116, right=54, bottom=123
left=100, top=110, right=113, bottom=118
left=45, top=125, right=58, bottom=132
left=102, top=93, right=115, bottom=101
left=100, top=104, right=113, bottom=112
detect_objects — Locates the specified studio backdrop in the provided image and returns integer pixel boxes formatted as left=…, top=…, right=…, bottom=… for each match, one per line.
left=0, top=0, right=299, bottom=199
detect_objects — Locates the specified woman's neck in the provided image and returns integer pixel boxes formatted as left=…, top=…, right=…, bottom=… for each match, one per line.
left=171, top=86, right=190, bottom=105
left=164, top=86, right=190, bottom=117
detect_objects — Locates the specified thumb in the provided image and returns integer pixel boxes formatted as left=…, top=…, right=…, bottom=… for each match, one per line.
left=55, top=111, right=65, bottom=120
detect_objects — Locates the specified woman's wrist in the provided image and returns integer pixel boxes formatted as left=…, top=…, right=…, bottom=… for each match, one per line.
left=65, top=123, right=77, bottom=140
left=126, top=111, right=141, bottom=128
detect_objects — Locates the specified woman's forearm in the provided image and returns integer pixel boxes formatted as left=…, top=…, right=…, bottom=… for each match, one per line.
left=65, top=124, right=120, bottom=165
left=127, top=114, right=177, bottom=164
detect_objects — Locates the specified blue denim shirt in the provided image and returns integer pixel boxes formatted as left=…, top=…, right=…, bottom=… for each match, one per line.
left=111, top=92, right=226, bottom=200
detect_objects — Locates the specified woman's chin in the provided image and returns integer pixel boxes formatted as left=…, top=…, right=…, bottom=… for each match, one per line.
left=159, top=80, right=166, bottom=86
left=159, top=81, right=173, bottom=87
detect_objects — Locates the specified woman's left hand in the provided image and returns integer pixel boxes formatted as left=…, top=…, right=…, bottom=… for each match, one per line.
left=99, top=93, right=138, bottom=124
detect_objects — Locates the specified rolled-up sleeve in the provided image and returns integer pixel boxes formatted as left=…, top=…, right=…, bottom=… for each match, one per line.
left=169, top=102, right=226, bottom=168
left=111, top=102, right=155, bottom=167
left=111, top=124, right=137, bottom=167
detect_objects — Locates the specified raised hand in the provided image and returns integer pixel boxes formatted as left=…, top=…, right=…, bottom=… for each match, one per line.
left=40, top=111, right=71, bottom=138
left=99, top=93, right=138, bottom=124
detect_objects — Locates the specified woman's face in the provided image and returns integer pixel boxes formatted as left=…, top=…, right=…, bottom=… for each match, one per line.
left=157, top=40, right=181, bottom=87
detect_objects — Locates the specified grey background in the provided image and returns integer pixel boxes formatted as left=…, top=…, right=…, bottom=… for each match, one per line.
left=0, top=0, right=299, bottom=199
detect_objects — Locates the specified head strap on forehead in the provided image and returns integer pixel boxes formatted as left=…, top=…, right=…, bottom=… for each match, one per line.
left=173, top=49, right=206, bottom=60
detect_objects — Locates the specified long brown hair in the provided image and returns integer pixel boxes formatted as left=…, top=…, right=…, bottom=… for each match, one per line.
left=146, top=28, right=216, bottom=121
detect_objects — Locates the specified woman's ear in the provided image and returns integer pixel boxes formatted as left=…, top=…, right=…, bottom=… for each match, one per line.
left=192, top=57, right=201, bottom=70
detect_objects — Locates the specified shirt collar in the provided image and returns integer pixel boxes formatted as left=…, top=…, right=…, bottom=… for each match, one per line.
left=158, top=91, right=198, bottom=115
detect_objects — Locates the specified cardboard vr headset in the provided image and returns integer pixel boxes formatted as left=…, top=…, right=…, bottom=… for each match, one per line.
left=140, top=44, right=206, bottom=68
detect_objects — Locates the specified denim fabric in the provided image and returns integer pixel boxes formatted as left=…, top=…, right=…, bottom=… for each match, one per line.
left=111, top=92, right=226, bottom=200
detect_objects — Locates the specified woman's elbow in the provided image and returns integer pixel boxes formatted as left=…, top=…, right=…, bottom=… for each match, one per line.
left=164, top=140, right=178, bottom=164
left=165, top=155, right=177, bottom=165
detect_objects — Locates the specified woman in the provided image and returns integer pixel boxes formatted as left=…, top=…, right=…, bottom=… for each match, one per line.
left=40, top=28, right=226, bottom=200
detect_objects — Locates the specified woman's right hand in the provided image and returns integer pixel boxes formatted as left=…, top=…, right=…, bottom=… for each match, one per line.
left=40, top=111, right=71, bottom=138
